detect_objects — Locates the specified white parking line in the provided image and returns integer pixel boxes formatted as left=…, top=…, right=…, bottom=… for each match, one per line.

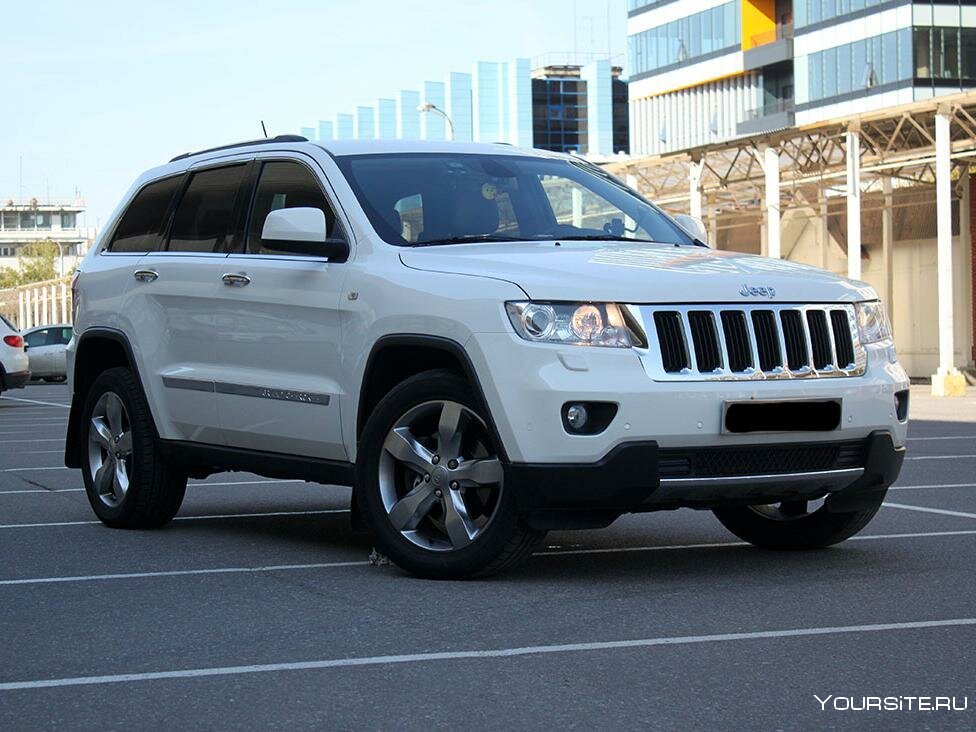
left=0, top=466, right=68, bottom=473
left=890, top=483, right=976, bottom=491
left=0, top=508, right=348, bottom=529
left=3, top=529, right=974, bottom=587
left=906, top=454, right=976, bottom=461
left=907, top=435, right=976, bottom=441
left=0, top=560, right=363, bottom=586
left=0, top=432, right=64, bottom=445
left=1, top=617, right=973, bottom=691
left=883, top=502, right=976, bottom=520
left=0, top=396, right=69, bottom=408
left=0, top=478, right=305, bottom=495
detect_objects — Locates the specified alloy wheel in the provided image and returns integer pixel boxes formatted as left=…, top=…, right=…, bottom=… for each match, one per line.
left=87, top=391, right=134, bottom=508
left=378, top=400, right=504, bottom=552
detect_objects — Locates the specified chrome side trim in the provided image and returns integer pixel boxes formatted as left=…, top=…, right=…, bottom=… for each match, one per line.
left=214, top=382, right=331, bottom=406
left=658, top=467, right=864, bottom=491
left=162, top=377, right=331, bottom=406
left=161, top=376, right=214, bottom=393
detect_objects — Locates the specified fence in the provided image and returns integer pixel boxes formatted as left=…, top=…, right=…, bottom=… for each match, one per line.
left=0, top=277, right=73, bottom=330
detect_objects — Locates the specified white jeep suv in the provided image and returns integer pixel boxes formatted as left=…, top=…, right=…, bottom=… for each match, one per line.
left=65, top=136, right=909, bottom=578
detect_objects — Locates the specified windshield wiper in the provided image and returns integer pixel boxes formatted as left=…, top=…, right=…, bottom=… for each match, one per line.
left=412, top=235, right=527, bottom=247
left=551, top=234, right=663, bottom=244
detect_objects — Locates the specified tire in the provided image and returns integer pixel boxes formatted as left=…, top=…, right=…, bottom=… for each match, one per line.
left=712, top=491, right=887, bottom=550
left=356, top=369, right=545, bottom=579
left=80, top=367, right=187, bottom=528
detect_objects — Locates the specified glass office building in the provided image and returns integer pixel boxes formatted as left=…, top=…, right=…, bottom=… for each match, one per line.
left=300, top=57, right=627, bottom=155
left=627, top=0, right=976, bottom=156
left=531, top=62, right=629, bottom=155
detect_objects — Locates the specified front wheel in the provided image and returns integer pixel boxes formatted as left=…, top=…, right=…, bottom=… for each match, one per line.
left=357, top=370, right=545, bottom=579
left=712, top=491, right=886, bottom=550
left=81, top=367, right=187, bottom=528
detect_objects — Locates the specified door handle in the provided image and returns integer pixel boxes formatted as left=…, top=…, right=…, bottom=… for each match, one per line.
left=133, top=269, right=159, bottom=283
left=221, top=272, right=251, bottom=287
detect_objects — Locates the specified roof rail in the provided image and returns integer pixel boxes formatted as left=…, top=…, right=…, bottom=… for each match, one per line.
left=169, top=134, right=308, bottom=163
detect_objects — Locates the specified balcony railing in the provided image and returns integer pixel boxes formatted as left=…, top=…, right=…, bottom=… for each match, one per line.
left=750, top=22, right=794, bottom=49
left=743, top=98, right=796, bottom=122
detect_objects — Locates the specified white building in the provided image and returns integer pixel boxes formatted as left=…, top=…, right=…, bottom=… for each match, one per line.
left=0, top=198, right=92, bottom=276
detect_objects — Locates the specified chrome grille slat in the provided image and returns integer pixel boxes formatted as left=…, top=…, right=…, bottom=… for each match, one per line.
left=636, top=304, right=865, bottom=382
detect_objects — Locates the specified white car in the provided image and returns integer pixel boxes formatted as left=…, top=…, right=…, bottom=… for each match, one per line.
left=24, top=324, right=72, bottom=382
left=64, top=137, right=909, bottom=578
left=0, top=314, right=30, bottom=395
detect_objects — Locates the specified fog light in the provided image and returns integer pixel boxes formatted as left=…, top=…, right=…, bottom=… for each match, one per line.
left=565, top=404, right=589, bottom=430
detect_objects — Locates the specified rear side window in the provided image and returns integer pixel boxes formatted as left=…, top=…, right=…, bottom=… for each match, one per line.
left=245, top=161, right=343, bottom=254
left=167, top=165, right=247, bottom=253
left=108, top=175, right=182, bottom=253
left=25, top=329, right=48, bottom=348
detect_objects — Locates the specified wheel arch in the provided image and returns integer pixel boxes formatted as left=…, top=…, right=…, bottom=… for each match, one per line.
left=356, top=334, right=510, bottom=463
left=65, top=328, right=147, bottom=468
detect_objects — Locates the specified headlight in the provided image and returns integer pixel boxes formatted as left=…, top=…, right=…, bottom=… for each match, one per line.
left=505, top=302, right=643, bottom=347
left=855, top=300, right=892, bottom=344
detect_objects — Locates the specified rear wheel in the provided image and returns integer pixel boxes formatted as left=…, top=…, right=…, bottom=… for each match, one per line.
left=81, top=367, right=186, bottom=528
left=712, top=492, right=886, bottom=549
left=357, top=370, right=544, bottom=579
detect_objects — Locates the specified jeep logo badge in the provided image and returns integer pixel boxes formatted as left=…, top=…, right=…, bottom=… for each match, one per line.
left=739, top=284, right=776, bottom=299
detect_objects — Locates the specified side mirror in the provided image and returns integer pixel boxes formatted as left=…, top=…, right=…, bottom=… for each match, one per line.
left=260, top=207, right=349, bottom=261
left=674, top=214, right=708, bottom=246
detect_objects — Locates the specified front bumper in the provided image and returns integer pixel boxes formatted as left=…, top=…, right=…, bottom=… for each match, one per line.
left=1, top=370, right=30, bottom=390
left=466, top=333, right=909, bottom=464
left=506, top=431, right=905, bottom=529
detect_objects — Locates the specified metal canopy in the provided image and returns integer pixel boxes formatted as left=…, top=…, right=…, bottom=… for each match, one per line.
left=606, top=91, right=976, bottom=214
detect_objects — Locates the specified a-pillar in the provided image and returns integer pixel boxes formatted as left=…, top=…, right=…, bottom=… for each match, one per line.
left=764, top=146, right=781, bottom=259
left=932, top=106, right=966, bottom=396
left=846, top=126, right=862, bottom=280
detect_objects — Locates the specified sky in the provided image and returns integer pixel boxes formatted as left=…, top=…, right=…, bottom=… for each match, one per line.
left=1, top=0, right=627, bottom=229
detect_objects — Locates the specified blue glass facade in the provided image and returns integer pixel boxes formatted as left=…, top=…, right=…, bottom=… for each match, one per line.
left=446, top=71, right=473, bottom=141
left=803, top=29, right=912, bottom=102
left=795, top=0, right=894, bottom=28
left=628, top=1, right=741, bottom=79
left=318, top=120, right=334, bottom=141
left=421, top=81, right=447, bottom=140
left=397, top=90, right=421, bottom=139
left=376, top=98, right=397, bottom=139
left=355, top=107, right=375, bottom=139
left=335, top=113, right=354, bottom=140
left=473, top=61, right=501, bottom=141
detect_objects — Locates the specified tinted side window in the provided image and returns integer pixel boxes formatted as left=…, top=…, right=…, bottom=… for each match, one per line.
left=108, top=175, right=182, bottom=253
left=25, top=329, right=48, bottom=348
left=167, top=165, right=247, bottom=253
left=50, top=327, right=72, bottom=345
left=246, top=162, right=343, bottom=255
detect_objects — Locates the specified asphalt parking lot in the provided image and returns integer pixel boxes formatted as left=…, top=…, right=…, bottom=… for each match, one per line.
left=1, top=383, right=974, bottom=730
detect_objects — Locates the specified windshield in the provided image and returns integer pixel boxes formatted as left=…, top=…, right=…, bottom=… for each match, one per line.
left=333, top=153, right=696, bottom=247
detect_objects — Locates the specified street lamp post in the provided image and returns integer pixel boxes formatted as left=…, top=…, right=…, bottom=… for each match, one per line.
left=417, top=103, right=455, bottom=141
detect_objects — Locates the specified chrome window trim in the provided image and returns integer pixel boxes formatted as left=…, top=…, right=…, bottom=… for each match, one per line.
left=629, top=303, right=866, bottom=381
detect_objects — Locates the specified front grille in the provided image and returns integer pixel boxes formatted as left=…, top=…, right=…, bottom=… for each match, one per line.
left=637, top=304, right=864, bottom=381
left=658, top=439, right=869, bottom=479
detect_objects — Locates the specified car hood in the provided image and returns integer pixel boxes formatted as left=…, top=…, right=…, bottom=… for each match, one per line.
left=399, top=241, right=875, bottom=303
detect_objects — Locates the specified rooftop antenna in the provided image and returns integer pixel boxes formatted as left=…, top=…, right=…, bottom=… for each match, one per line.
left=261, top=120, right=268, bottom=138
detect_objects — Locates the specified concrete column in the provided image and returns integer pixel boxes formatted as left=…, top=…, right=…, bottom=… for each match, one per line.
left=932, top=109, right=966, bottom=395
left=60, top=282, right=68, bottom=323
left=24, top=289, right=31, bottom=330
left=846, top=129, right=862, bottom=280
left=765, top=147, right=781, bottom=259
left=819, top=191, right=830, bottom=271
left=708, top=198, right=719, bottom=249
left=32, top=287, right=39, bottom=327
left=881, top=176, right=895, bottom=326
left=18, top=291, right=24, bottom=330
left=41, top=287, right=48, bottom=325
left=689, top=159, right=703, bottom=220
